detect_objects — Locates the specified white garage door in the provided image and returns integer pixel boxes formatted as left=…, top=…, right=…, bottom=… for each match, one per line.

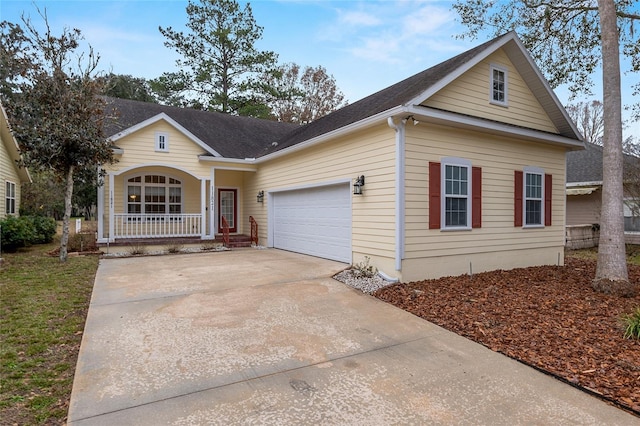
left=272, top=183, right=352, bottom=263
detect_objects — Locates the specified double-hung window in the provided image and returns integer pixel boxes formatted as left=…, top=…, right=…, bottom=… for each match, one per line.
left=515, top=167, right=551, bottom=228
left=429, top=159, right=482, bottom=230
left=490, top=64, right=508, bottom=106
left=5, top=181, right=16, bottom=215
left=524, top=170, right=543, bottom=226
left=442, top=158, right=472, bottom=230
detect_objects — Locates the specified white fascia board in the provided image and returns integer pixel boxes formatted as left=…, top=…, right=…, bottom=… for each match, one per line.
left=112, top=147, right=124, bottom=155
left=566, top=181, right=603, bottom=188
left=505, top=36, right=583, bottom=141
left=108, top=112, right=222, bottom=157
left=197, top=155, right=258, bottom=171
left=255, top=106, right=406, bottom=164
left=406, top=33, right=516, bottom=107
left=407, top=106, right=585, bottom=150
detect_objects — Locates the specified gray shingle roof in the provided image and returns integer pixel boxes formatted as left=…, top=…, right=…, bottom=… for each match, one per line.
left=258, top=34, right=510, bottom=157
left=566, top=142, right=603, bottom=183
left=103, top=98, right=299, bottom=159
left=567, top=142, right=640, bottom=184
left=104, top=31, right=578, bottom=160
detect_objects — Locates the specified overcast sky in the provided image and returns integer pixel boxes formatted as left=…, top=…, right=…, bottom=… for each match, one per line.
left=1, top=0, right=638, bottom=137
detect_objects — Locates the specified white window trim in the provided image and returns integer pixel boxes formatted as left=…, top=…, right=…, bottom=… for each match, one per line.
left=124, top=173, right=183, bottom=215
left=155, top=131, right=169, bottom=152
left=5, top=180, right=16, bottom=215
left=441, top=157, right=472, bottom=231
left=523, top=166, right=544, bottom=228
left=489, top=64, right=508, bottom=107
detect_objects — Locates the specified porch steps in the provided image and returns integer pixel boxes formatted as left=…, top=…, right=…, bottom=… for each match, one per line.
left=216, top=235, right=253, bottom=248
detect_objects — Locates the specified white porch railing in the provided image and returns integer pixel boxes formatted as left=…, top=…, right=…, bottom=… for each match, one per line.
left=113, top=214, right=202, bottom=238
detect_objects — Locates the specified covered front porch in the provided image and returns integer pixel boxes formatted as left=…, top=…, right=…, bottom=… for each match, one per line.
left=97, top=164, right=258, bottom=245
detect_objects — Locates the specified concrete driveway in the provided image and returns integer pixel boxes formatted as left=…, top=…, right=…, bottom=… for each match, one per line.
left=68, top=249, right=638, bottom=425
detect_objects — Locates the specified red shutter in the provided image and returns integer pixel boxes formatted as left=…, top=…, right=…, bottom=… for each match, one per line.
left=545, top=173, right=552, bottom=226
left=472, top=166, right=482, bottom=228
left=429, top=162, right=441, bottom=229
left=514, top=170, right=523, bottom=227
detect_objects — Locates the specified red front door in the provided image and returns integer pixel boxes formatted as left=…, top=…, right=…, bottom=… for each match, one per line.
left=218, top=189, right=237, bottom=233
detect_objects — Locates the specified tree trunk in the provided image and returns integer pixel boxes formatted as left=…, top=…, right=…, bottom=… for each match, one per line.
left=593, top=0, right=636, bottom=297
left=59, top=165, right=75, bottom=262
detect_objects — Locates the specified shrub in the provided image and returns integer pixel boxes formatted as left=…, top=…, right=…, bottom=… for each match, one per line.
left=164, top=243, right=183, bottom=254
left=28, top=216, right=57, bottom=244
left=1, top=216, right=36, bottom=251
left=353, top=256, right=377, bottom=278
left=621, top=307, right=640, bottom=340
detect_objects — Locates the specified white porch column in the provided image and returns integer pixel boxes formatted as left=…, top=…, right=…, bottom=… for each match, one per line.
left=200, top=178, right=207, bottom=239
left=97, top=169, right=105, bottom=242
left=210, top=167, right=216, bottom=236
left=108, top=172, right=115, bottom=243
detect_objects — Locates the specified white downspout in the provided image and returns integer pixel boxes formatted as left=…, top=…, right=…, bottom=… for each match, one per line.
left=387, top=117, right=406, bottom=272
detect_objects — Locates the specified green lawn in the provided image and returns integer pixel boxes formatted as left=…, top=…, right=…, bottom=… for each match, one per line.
left=0, top=242, right=99, bottom=425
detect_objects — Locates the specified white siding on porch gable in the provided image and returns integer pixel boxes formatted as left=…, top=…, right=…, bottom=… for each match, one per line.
left=423, top=49, right=559, bottom=134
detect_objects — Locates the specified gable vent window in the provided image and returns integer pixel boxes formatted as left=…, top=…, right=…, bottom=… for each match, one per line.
left=155, top=132, right=169, bottom=152
left=490, top=64, right=508, bottom=106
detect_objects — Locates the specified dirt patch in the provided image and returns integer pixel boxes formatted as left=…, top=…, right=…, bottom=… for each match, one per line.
left=374, top=257, right=640, bottom=415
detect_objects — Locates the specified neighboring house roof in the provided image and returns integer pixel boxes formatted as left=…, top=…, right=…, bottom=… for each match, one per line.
left=0, top=102, right=31, bottom=183
left=566, top=142, right=604, bottom=185
left=105, top=31, right=583, bottom=161
left=566, top=142, right=640, bottom=187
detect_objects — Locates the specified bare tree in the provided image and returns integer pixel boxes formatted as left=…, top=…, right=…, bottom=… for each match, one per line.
left=566, top=100, right=604, bottom=145
left=265, top=63, right=347, bottom=124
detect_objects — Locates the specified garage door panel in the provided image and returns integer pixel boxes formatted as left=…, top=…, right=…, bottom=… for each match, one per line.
left=273, top=184, right=351, bottom=263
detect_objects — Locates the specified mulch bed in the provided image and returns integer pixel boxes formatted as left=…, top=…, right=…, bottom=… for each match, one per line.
left=374, top=257, right=640, bottom=415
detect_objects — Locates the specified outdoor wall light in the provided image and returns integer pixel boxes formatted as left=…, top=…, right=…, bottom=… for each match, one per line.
left=403, top=115, right=419, bottom=126
left=257, top=190, right=264, bottom=203
left=353, top=175, right=365, bottom=195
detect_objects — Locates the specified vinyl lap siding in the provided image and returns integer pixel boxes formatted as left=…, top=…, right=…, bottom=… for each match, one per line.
left=244, top=124, right=396, bottom=261
left=566, top=192, right=600, bottom=225
left=423, top=49, right=558, bottom=134
left=1, top=137, right=21, bottom=219
left=404, top=124, right=566, bottom=260
left=108, top=122, right=214, bottom=177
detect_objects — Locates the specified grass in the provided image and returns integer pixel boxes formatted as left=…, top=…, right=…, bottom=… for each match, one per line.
left=0, top=240, right=99, bottom=425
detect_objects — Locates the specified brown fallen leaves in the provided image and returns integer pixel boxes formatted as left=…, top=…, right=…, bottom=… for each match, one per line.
left=374, top=257, right=640, bottom=414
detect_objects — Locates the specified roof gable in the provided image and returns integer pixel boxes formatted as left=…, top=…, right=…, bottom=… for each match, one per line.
left=261, top=31, right=582, bottom=157
left=103, top=98, right=299, bottom=159
left=109, top=112, right=222, bottom=157
left=1, top=103, right=31, bottom=183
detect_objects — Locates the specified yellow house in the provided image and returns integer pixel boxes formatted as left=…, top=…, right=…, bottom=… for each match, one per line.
left=98, top=32, right=584, bottom=281
left=1, top=102, right=31, bottom=220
